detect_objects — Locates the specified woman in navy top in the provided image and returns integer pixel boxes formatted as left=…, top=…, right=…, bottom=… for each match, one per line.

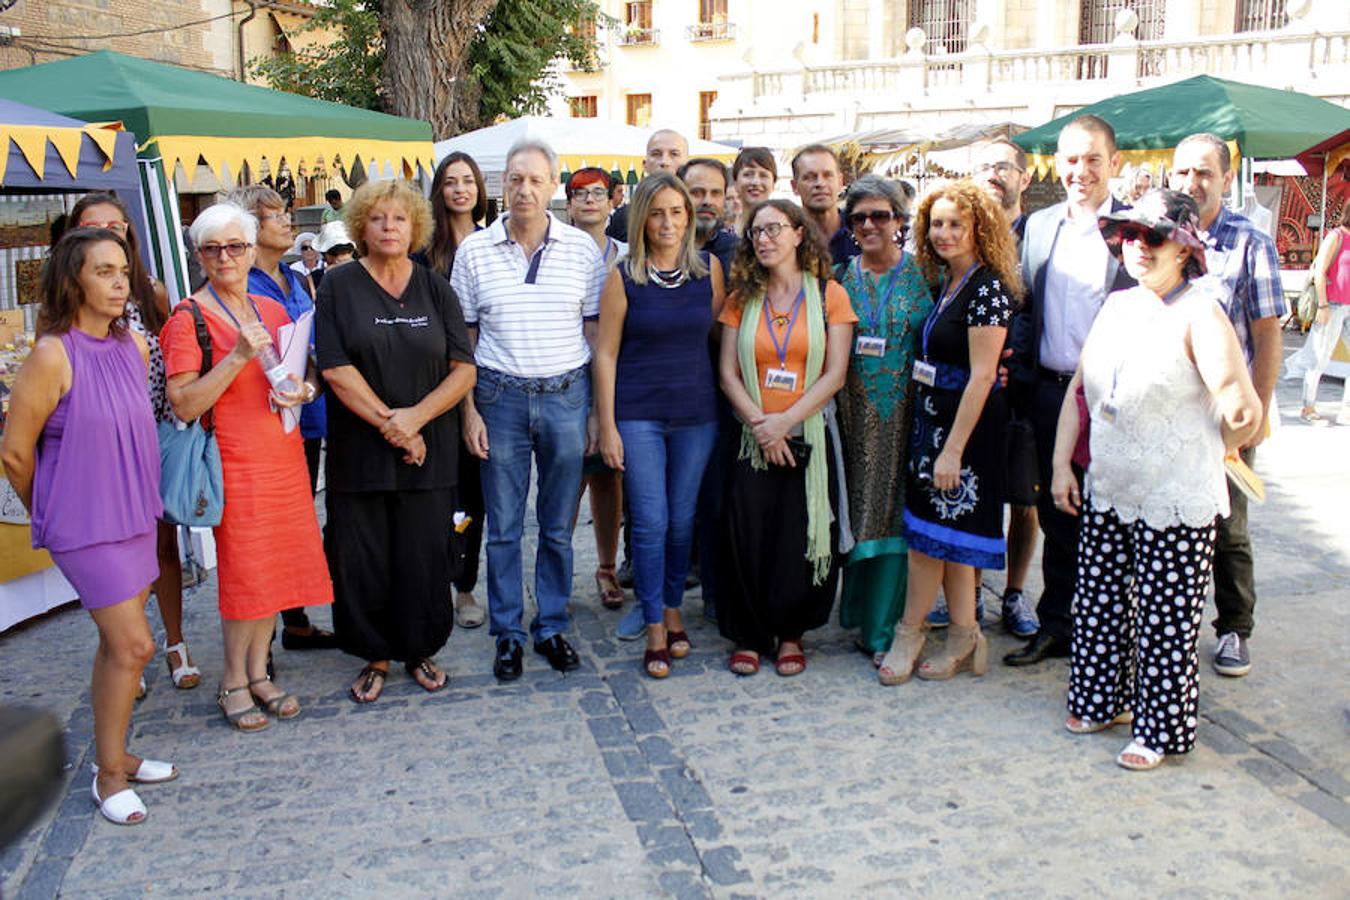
left=594, top=172, right=726, bottom=678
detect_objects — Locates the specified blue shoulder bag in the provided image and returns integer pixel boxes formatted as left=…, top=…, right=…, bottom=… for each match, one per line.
left=158, top=300, right=225, bottom=527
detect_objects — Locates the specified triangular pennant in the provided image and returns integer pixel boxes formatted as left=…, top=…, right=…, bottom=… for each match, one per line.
left=0, top=138, right=10, bottom=186
left=84, top=128, right=119, bottom=171
left=10, top=128, right=49, bottom=180
left=48, top=128, right=84, bottom=180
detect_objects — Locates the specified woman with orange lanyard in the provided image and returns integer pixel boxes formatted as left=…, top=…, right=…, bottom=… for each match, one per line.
left=879, top=180, right=1021, bottom=686
left=716, top=199, right=854, bottom=677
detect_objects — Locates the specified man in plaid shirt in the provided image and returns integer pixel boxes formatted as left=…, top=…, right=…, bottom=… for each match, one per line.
left=1170, top=132, right=1287, bottom=680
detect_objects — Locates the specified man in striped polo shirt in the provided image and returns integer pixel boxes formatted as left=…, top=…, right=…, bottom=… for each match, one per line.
left=452, top=138, right=606, bottom=681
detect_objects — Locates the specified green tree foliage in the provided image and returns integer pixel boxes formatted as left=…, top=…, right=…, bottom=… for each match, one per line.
left=250, top=0, right=606, bottom=131
left=249, top=0, right=384, bottom=111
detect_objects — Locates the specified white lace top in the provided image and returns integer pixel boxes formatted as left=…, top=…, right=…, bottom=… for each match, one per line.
left=1082, top=279, right=1230, bottom=529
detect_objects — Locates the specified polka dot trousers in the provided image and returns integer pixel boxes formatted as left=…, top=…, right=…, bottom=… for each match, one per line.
left=1067, top=506, right=1217, bottom=756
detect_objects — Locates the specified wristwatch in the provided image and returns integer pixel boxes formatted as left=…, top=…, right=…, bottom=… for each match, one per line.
left=302, top=381, right=317, bottom=402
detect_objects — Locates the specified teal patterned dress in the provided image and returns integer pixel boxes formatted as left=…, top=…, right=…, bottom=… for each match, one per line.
left=834, top=252, right=934, bottom=655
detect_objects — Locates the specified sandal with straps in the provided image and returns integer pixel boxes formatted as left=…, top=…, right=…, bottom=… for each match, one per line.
left=351, top=665, right=387, bottom=704
left=164, top=640, right=201, bottom=690
left=667, top=630, right=692, bottom=660
left=1116, top=739, right=1165, bottom=771
left=247, top=676, right=301, bottom=719
left=217, top=684, right=269, bottom=732
left=405, top=658, right=448, bottom=692
left=595, top=565, right=625, bottom=610
left=644, top=647, right=670, bottom=679
left=1065, top=710, right=1133, bottom=735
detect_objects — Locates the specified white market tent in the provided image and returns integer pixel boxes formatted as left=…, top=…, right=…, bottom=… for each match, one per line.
left=434, top=116, right=737, bottom=195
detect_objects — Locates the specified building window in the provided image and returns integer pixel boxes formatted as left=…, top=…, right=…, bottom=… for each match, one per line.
left=689, top=0, right=733, bottom=40
left=570, top=96, right=598, bottom=118
left=1234, top=0, right=1288, bottom=32
left=626, top=93, right=653, bottom=128
left=622, top=1, right=658, bottom=45
left=1078, top=0, right=1164, bottom=44
left=909, top=0, right=973, bottom=55
left=698, top=91, right=717, bottom=141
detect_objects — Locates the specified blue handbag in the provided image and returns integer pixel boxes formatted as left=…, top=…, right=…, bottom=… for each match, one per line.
left=158, top=300, right=225, bottom=527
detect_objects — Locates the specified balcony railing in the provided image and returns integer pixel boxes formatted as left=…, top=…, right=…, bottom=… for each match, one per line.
left=618, top=27, right=659, bottom=46
left=733, top=30, right=1350, bottom=101
left=687, top=21, right=736, bottom=42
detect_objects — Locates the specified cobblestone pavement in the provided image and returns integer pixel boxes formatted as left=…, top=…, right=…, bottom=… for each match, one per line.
left=3, top=338, right=1348, bottom=898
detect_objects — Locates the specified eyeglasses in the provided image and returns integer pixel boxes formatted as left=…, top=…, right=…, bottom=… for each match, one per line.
left=1116, top=224, right=1167, bottom=248
left=300, top=244, right=313, bottom=252
left=198, top=241, right=253, bottom=259
left=848, top=210, right=901, bottom=228
left=259, top=211, right=291, bottom=223
left=748, top=221, right=794, bottom=241
left=974, top=162, right=1024, bottom=177
left=571, top=187, right=609, bottom=202
left=79, top=219, right=129, bottom=235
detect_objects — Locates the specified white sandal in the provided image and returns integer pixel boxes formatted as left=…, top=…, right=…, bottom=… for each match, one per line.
left=165, top=641, right=202, bottom=689
left=90, top=777, right=147, bottom=825
left=1116, top=739, right=1165, bottom=771
left=91, top=759, right=178, bottom=784
left=1065, top=710, right=1133, bottom=735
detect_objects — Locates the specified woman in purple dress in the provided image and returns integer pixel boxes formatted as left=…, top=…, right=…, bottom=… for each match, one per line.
left=1, top=229, right=173, bottom=825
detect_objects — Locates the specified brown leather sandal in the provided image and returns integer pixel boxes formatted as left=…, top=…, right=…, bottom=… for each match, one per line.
left=596, top=565, right=625, bottom=609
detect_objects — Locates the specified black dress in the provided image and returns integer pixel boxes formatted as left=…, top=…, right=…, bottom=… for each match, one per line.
left=315, top=261, right=475, bottom=662
left=903, top=266, right=1013, bottom=570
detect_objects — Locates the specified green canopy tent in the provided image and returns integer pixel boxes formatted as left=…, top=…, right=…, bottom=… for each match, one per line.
left=0, top=51, right=434, bottom=300
left=1013, top=75, right=1350, bottom=179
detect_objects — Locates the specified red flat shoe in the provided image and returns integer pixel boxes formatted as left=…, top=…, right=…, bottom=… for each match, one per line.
left=775, top=651, right=806, bottom=677
left=728, top=650, right=760, bottom=676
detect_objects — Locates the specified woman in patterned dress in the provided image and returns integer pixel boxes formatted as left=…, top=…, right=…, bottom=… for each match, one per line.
left=879, top=180, right=1022, bottom=686
left=832, top=176, right=932, bottom=665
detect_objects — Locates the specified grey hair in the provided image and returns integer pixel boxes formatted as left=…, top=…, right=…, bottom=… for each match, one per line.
left=505, top=137, right=560, bottom=181
left=190, top=202, right=258, bottom=248
left=1176, top=132, right=1232, bottom=174
left=842, top=174, right=910, bottom=221
left=224, top=184, right=284, bottom=215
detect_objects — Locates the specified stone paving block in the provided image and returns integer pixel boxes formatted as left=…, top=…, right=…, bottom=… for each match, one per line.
left=700, top=845, right=752, bottom=886
left=657, top=765, right=715, bottom=812
left=622, top=701, right=667, bottom=735
left=602, top=750, right=649, bottom=780
left=1238, top=756, right=1303, bottom=788
left=586, top=715, right=632, bottom=748
left=658, top=868, right=713, bottom=900
left=1253, top=737, right=1315, bottom=773
left=1293, top=790, right=1350, bottom=834
left=614, top=780, right=677, bottom=823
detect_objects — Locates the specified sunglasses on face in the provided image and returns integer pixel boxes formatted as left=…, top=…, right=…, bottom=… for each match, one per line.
left=199, top=241, right=252, bottom=259
left=848, top=210, right=901, bottom=228
left=1117, top=224, right=1167, bottom=248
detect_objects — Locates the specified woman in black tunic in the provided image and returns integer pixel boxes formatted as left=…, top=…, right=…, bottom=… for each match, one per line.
left=316, top=179, right=476, bottom=703
left=879, top=180, right=1022, bottom=686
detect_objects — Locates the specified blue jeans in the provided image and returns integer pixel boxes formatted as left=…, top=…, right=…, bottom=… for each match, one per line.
left=617, top=419, right=718, bottom=626
left=477, top=370, right=589, bottom=645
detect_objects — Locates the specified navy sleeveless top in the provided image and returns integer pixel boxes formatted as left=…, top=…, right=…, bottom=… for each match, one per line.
left=615, top=257, right=717, bottom=425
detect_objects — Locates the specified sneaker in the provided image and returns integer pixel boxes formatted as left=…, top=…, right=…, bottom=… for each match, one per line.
left=1001, top=590, right=1039, bottom=638
left=1213, top=633, right=1252, bottom=677
left=926, top=594, right=950, bottom=628
left=616, top=603, right=647, bottom=641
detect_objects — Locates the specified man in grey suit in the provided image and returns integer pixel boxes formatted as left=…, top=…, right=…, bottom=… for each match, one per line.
left=1005, top=115, right=1137, bottom=667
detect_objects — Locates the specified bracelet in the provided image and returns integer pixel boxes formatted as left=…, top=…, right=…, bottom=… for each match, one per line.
left=302, top=382, right=317, bottom=402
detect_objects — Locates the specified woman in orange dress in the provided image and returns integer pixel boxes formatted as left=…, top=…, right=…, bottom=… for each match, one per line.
left=161, top=202, right=332, bottom=732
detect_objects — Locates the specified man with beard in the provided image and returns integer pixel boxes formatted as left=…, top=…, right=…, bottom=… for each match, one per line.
left=606, top=129, right=689, bottom=241
left=1169, top=132, right=1285, bottom=679
left=679, top=158, right=737, bottom=272
left=791, top=143, right=859, bottom=266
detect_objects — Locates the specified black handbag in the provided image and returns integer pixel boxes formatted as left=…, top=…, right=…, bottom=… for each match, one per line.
left=1004, top=415, right=1040, bottom=506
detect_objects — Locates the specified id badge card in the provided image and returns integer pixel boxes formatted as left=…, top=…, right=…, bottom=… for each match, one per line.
left=855, top=336, right=886, bottom=357
left=1098, top=401, right=1118, bottom=425
left=765, top=367, right=799, bottom=392
left=913, top=360, right=937, bottom=387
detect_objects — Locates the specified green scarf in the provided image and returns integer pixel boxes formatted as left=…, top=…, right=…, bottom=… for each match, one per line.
left=736, top=277, right=832, bottom=584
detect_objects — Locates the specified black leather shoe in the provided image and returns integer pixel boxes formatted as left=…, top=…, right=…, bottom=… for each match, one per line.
left=1003, top=632, right=1071, bottom=667
left=533, top=634, right=581, bottom=672
left=493, top=640, right=523, bottom=682
left=280, top=627, right=339, bottom=651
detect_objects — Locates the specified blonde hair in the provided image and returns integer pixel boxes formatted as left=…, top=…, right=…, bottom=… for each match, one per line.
left=343, top=179, right=433, bottom=258
left=622, top=173, right=708, bottom=285
left=913, top=180, right=1024, bottom=297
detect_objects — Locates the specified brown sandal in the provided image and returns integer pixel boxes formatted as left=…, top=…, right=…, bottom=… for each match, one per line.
left=596, top=565, right=625, bottom=609
left=667, top=630, right=692, bottom=659
left=406, top=658, right=448, bottom=692
left=350, top=665, right=388, bottom=704
left=644, top=647, right=670, bottom=679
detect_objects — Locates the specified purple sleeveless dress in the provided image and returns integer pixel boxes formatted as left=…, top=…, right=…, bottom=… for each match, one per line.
left=30, top=328, right=162, bottom=609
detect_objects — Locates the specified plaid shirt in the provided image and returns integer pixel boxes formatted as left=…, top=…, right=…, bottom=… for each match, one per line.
left=1203, top=205, right=1286, bottom=366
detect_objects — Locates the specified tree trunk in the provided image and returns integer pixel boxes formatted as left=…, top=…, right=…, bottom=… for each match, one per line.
left=381, top=0, right=499, bottom=138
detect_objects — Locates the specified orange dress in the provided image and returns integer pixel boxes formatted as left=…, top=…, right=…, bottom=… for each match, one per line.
left=160, top=295, right=333, bottom=620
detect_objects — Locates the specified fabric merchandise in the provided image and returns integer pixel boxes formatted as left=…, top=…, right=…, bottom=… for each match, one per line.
left=160, top=295, right=332, bottom=620
left=903, top=266, right=1013, bottom=569
left=31, top=329, right=162, bottom=554
left=833, top=252, right=933, bottom=653
left=50, top=530, right=158, bottom=611
left=619, top=419, right=718, bottom=626
left=1068, top=505, right=1216, bottom=756
left=325, top=488, right=455, bottom=662
left=1081, top=282, right=1230, bottom=529
left=450, top=213, right=605, bottom=378
left=614, top=259, right=717, bottom=426
left=247, top=264, right=326, bottom=440
left=475, top=368, right=589, bottom=646
left=315, top=261, right=475, bottom=493
left=716, top=430, right=842, bottom=657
